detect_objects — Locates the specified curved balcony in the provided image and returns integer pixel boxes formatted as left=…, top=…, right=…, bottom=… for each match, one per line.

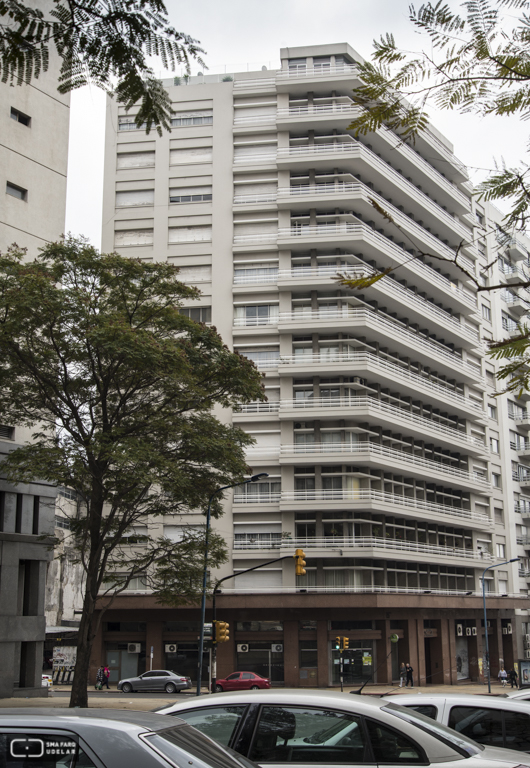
left=246, top=442, right=489, bottom=491
left=233, top=535, right=491, bottom=564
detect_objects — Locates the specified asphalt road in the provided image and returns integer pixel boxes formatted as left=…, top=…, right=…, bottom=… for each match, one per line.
left=50, top=690, right=196, bottom=699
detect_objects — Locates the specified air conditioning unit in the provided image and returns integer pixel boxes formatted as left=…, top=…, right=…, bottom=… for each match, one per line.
left=237, top=644, right=249, bottom=653
left=456, top=624, right=463, bottom=636
left=272, top=644, right=283, bottom=653
left=524, top=640, right=530, bottom=650
left=525, top=649, right=530, bottom=660
left=507, top=623, right=513, bottom=634
left=165, top=644, right=177, bottom=653
left=503, top=628, right=508, bottom=635
left=525, top=634, right=530, bottom=643
left=352, top=377, right=366, bottom=385
left=472, top=627, right=477, bottom=636
left=465, top=627, right=472, bottom=636
left=128, top=643, right=141, bottom=654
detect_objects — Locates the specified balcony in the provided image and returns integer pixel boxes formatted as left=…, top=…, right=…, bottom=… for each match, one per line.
left=501, top=265, right=529, bottom=284
left=233, top=535, right=491, bottom=564
left=503, top=293, right=529, bottom=316
left=273, top=351, right=484, bottom=418
left=245, top=441, right=489, bottom=491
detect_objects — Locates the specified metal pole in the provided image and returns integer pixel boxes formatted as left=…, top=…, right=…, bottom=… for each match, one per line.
left=340, top=650, right=344, bottom=693
left=196, top=474, right=268, bottom=696
left=212, top=588, right=217, bottom=693
left=481, top=558, right=519, bottom=693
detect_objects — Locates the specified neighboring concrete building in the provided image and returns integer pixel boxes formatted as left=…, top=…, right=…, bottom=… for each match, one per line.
left=0, top=22, right=70, bottom=696
left=97, top=43, right=529, bottom=687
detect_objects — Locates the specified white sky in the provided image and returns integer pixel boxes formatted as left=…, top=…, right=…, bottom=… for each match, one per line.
left=64, top=0, right=528, bottom=247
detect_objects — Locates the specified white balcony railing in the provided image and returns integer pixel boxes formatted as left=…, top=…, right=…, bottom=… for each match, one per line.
left=233, top=535, right=491, bottom=561
left=237, top=396, right=484, bottom=449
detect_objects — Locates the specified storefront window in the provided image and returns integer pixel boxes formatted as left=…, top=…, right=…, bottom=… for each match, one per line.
left=331, top=641, right=373, bottom=685
left=236, top=620, right=283, bottom=631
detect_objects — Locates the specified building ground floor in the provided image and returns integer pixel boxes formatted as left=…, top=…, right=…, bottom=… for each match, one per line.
left=90, top=593, right=524, bottom=689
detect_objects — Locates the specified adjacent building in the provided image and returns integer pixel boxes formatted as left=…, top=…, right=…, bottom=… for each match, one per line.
left=0, top=28, right=70, bottom=696
left=97, top=43, right=530, bottom=688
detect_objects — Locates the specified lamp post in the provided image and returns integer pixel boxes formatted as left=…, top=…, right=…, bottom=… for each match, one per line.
left=196, top=473, right=268, bottom=696
left=482, top=558, right=519, bottom=693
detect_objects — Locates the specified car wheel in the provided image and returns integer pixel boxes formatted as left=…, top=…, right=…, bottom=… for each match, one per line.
left=121, top=682, right=133, bottom=693
left=215, top=684, right=224, bottom=692
left=165, top=683, right=177, bottom=693
left=250, top=685, right=260, bottom=690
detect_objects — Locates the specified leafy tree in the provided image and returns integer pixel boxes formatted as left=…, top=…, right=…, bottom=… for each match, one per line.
left=0, top=238, right=265, bottom=707
left=0, top=0, right=205, bottom=134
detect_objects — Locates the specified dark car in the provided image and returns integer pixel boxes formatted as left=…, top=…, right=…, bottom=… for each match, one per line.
left=214, top=671, right=270, bottom=692
left=0, top=708, right=260, bottom=768
left=117, top=669, right=191, bottom=693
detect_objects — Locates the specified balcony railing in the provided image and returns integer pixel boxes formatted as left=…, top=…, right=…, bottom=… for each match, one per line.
left=246, top=441, right=489, bottom=486
left=233, top=535, right=491, bottom=561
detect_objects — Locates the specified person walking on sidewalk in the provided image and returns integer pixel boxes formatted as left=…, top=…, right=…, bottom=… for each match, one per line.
left=399, top=663, right=407, bottom=688
left=405, top=663, right=414, bottom=688
left=498, top=667, right=508, bottom=687
left=95, top=666, right=105, bottom=690
left=102, top=665, right=110, bottom=689
left=508, top=667, right=518, bottom=688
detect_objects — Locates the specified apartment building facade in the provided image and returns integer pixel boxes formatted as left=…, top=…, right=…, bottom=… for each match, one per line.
left=98, top=43, right=529, bottom=688
left=0, top=27, right=69, bottom=696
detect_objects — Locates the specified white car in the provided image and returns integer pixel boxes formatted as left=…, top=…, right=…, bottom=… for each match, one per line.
left=385, top=692, right=530, bottom=753
left=157, top=689, right=530, bottom=767
left=504, top=688, right=530, bottom=701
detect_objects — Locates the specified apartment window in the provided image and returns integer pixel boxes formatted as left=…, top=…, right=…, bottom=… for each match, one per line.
left=492, top=473, right=501, bottom=488
left=6, top=181, right=27, bottom=201
left=117, top=151, right=155, bottom=168
left=495, top=508, right=504, bottom=525
left=118, top=116, right=146, bottom=131
left=115, top=189, right=154, bottom=207
left=10, top=107, right=30, bottom=126
left=476, top=212, right=484, bottom=225
left=496, top=543, right=506, bottom=558
left=0, top=424, right=14, bottom=439
left=176, top=265, right=212, bottom=282
left=114, top=228, right=154, bottom=247
left=170, top=146, right=212, bottom=164
left=169, top=185, right=212, bottom=203
left=32, top=496, right=39, bottom=535
left=490, top=437, right=499, bottom=454
left=55, top=515, right=71, bottom=530
left=481, top=305, right=491, bottom=321
left=498, top=579, right=508, bottom=593
left=168, top=226, right=212, bottom=243
left=234, top=305, right=279, bottom=325
left=488, top=404, right=498, bottom=420
left=180, top=306, right=211, bottom=323
left=171, top=110, right=212, bottom=127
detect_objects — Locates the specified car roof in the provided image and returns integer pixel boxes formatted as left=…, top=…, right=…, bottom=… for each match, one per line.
left=225, top=671, right=262, bottom=676
left=0, top=708, right=186, bottom=732
left=386, top=693, right=530, bottom=710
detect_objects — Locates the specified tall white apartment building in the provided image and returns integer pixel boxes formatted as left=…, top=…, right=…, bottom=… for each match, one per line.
left=99, top=43, right=528, bottom=688
left=0, top=25, right=69, bottom=696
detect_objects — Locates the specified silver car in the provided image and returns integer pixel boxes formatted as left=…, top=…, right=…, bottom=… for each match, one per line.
left=385, top=692, right=530, bottom=753
left=0, top=708, right=259, bottom=768
left=157, top=688, right=530, bottom=767
left=118, top=669, right=191, bottom=693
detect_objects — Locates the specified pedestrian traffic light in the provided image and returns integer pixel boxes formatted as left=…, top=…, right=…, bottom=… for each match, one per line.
left=342, top=637, right=349, bottom=650
left=335, top=636, right=342, bottom=650
left=294, top=548, right=306, bottom=576
left=214, top=620, right=230, bottom=643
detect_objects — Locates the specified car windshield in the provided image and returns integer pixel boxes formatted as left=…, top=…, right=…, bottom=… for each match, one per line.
left=143, top=723, right=257, bottom=768
left=382, top=703, right=483, bottom=757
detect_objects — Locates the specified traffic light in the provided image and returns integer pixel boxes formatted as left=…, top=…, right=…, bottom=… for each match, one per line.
left=214, top=620, right=230, bottom=643
left=342, top=637, right=349, bottom=650
left=335, top=636, right=342, bottom=650
left=294, top=548, right=306, bottom=576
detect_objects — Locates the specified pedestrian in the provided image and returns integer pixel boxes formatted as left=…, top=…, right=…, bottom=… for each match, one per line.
left=103, top=665, right=110, bottom=689
left=399, top=662, right=406, bottom=688
left=508, top=667, right=518, bottom=689
left=95, top=665, right=104, bottom=690
left=405, top=662, right=414, bottom=688
left=498, top=667, right=508, bottom=687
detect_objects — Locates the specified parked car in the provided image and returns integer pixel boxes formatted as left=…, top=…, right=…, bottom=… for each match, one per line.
left=214, top=672, right=270, bottom=692
left=41, top=673, right=53, bottom=687
left=117, top=669, right=191, bottom=693
left=156, top=688, right=530, bottom=767
left=385, top=693, right=530, bottom=753
left=0, top=708, right=260, bottom=768
left=504, top=688, right=530, bottom=701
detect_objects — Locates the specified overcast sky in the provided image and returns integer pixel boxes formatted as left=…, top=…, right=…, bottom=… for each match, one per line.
left=64, top=0, right=528, bottom=247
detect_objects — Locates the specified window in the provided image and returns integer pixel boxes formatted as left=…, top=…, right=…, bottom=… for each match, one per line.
left=492, top=473, right=501, bottom=488
left=170, top=146, right=212, bottom=164
left=170, top=705, right=247, bottom=746
left=6, top=182, right=27, bottom=201
left=170, top=185, right=212, bottom=203
left=448, top=706, right=504, bottom=750
left=234, top=305, right=279, bottom=325
left=365, top=719, right=424, bottom=764
left=115, top=189, right=154, bottom=207
left=180, top=306, right=211, bottom=323
left=496, top=543, right=506, bottom=558
left=488, top=404, right=497, bottom=420
left=117, top=151, right=155, bottom=168
left=10, top=107, right=30, bottom=126
left=490, top=438, right=499, bottom=454
left=481, top=305, right=491, bottom=321
left=407, top=705, right=438, bottom=720
left=114, top=229, right=154, bottom=247
left=118, top=116, right=146, bottom=131
left=176, top=266, right=212, bottom=282
left=171, top=110, right=212, bottom=127
left=168, top=226, right=212, bottom=243
left=249, top=706, right=367, bottom=764
left=55, top=515, right=71, bottom=530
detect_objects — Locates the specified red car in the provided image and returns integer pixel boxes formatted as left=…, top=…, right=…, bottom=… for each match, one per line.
left=214, top=671, right=270, bottom=692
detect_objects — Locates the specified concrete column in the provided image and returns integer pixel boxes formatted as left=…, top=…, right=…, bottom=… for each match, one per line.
left=447, top=620, right=458, bottom=685
left=283, top=620, right=298, bottom=687
left=317, top=620, right=329, bottom=688
left=146, top=621, right=164, bottom=670
left=375, top=619, right=391, bottom=684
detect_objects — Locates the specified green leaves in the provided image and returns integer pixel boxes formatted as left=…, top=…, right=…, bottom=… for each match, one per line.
left=337, top=268, right=393, bottom=291
left=0, top=0, right=205, bottom=133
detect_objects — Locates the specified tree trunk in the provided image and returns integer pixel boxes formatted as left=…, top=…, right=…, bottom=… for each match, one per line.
left=69, top=590, right=96, bottom=707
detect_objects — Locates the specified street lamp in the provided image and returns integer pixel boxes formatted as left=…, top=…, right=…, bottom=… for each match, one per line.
left=196, top=473, right=268, bottom=696
left=482, top=558, right=519, bottom=693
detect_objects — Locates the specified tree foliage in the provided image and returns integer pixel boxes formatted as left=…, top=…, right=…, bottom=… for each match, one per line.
left=0, top=238, right=265, bottom=706
left=0, top=0, right=205, bottom=133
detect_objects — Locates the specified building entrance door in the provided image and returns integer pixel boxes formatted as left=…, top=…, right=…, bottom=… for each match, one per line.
left=106, top=648, right=139, bottom=683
